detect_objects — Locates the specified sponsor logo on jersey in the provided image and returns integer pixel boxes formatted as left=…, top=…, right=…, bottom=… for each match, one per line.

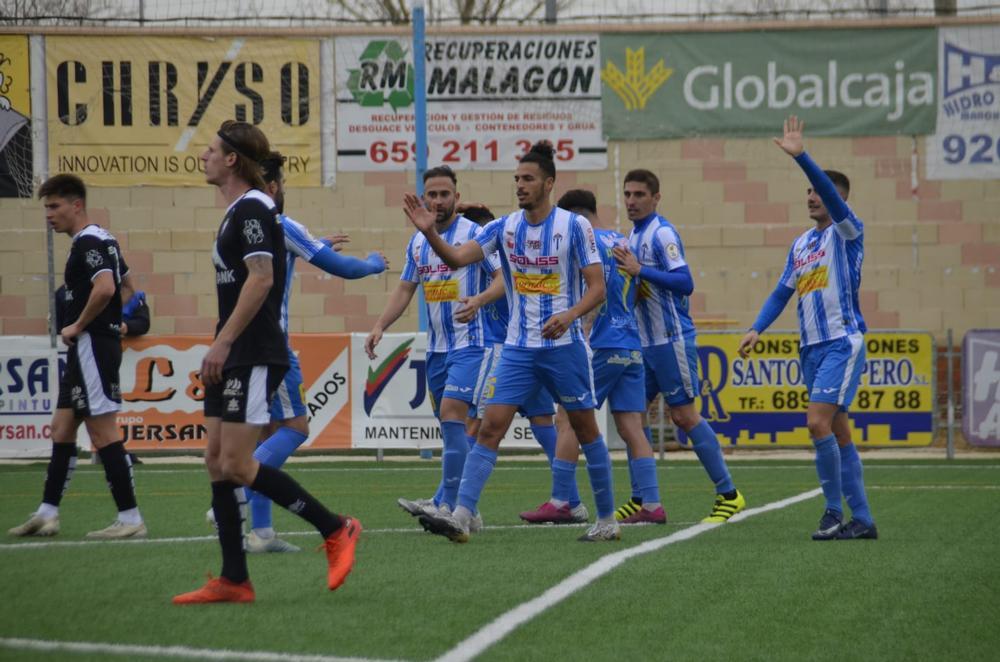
left=514, top=272, right=560, bottom=295
left=794, top=249, right=826, bottom=270
left=418, top=263, right=454, bottom=275
left=510, top=254, right=559, bottom=266
left=85, top=249, right=104, bottom=269
left=796, top=265, right=829, bottom=296
left=423, top=279, right=460, bottom=302
left=216, top=270, right=236, bottom=285
left=243, top=218, right=265, bottom=244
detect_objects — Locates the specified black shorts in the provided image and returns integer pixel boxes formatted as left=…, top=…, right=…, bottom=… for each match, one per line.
left=204, top=364, right=287, bottom=424
left=57, top=332, right=122, bottom=419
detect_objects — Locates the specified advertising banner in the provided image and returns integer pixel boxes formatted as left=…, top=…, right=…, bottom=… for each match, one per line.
left=0, top=338, right=59, bottom=458
left=963, top=329, right=1000, bottom=446
left=684, top=332, right=935, bottom=447
left=601, top=29, right=936, bottom=139
left=0, top=34, right=32, bottom=198
left=336, top=35, right=606, bottom=171
left=118, top=334, right=350, bottom=450
left=349, top=332, right=574, bottom=449
left=45, top=36, right=321, bottom=186
left=925, top=26, right=1000, bottom=180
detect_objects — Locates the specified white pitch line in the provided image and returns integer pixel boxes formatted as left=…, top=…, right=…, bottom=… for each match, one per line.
left=434, top=488, right=822, bottom=662
left=0, top=637, right=402, bottom=662
left=0, top=521, right=700, bottom=551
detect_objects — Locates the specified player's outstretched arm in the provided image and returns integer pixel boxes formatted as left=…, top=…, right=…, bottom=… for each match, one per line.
left=403, top=192, right=484, bottom=268
left=775, top=115, right=859, bottom=237
left=308, top=246, right=387, bottom=279
left=365, top=280, right=418, bottom=359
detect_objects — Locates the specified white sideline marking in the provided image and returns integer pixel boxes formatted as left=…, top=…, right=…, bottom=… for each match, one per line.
left=0, top=521, right=697, bottom=551
left=0, top=637, right=400, bottom=662
left=868, top=484, right=1000, bottom=490
left=434, top=488, right=822, bottom=662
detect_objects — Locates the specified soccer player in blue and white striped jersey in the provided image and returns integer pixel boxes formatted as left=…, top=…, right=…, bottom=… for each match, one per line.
left=366, top=166, right=490, bottom=522
left=229, top=152, right=386, bottom=553
left=739, top=116, right=876, bottom=541
left=614, top=169, right=746, bottom=523
left=408, top=142, right=619, bottom=543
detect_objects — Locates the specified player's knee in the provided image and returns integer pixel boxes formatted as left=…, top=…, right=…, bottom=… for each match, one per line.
left=284, top=416, right=309, bottom=437
left=669, top=408, right=699, bottom=432
left=477, top=421, right=504, bottom=449
left=806, top=416, right=832, bottom=440
left=218, top=456, right=255, bottom=485
left=568, top=414, right=599, bottom=443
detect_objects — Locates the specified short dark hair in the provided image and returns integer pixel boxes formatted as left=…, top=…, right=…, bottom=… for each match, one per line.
left=217, top=119, right=270, bottom=190
left=462, top=205, right=495, bottom=225
left=557, top=189, right=597, bottom=216
left=624, top=169, right=660, bottom=195
left=423, top=165, right=457, bottom=185
left=520, top=141, right=556, bottom=179
left=260, top=151, right=286, bottom=184
left=825, top=170, right=850, bottom=195
left=38, top=173, right=86, bottom=202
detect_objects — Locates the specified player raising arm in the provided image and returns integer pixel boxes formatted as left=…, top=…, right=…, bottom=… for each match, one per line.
left=738, top=115, right=876, bottom=541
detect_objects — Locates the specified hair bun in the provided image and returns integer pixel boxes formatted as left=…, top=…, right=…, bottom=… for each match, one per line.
left=529, top=141, right=555, bottom=161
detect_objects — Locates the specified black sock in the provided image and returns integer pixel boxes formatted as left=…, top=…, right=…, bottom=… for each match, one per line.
left=97, top=441, right=137, bottom=512
left=250, top=464, right=342, bottom=538
left=722, top=490, right=738, bottom=501
left=42, top=443, right=78, bottom=507
left=212, top=481, right=249, bottom=584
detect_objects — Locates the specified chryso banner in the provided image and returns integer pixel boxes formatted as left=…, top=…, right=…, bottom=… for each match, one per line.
left=963, top=329, right=1000, bottom=446
left=925, top=26, right=1000, bottom=180
left=601, top=29, right=937, bottom=138
left=683, top=332, right=935, bottom=447
left=45, top=36, right=321, bottom=186
left=0, top=34, right=33, bottom=198
left=336, top=35, right=606, bottom=171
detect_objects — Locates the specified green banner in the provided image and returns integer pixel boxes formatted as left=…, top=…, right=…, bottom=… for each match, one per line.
left=601, top=29, right=937, bottom=138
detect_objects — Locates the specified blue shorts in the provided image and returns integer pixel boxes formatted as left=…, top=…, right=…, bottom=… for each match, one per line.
left=425, top=346, right=485, bottom=418
left=801, top=334, right=866, bottom=410
left=592, top=348, right=645, bottom=412
left=475, top=344, right=555, bottom=419
left=643, top=334, right=701, bottom=407
left=488, top=343, right=596, bottom=412
left=269, top=346, right=307, bottom=421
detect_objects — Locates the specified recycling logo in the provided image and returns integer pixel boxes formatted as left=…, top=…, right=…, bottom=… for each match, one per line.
left=347, top=40, right=415, bottom=112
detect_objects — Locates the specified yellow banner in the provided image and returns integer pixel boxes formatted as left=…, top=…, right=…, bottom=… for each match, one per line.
left=46, top=36, right=320, bottom=187
left=686, top=332, right=935, bottom=447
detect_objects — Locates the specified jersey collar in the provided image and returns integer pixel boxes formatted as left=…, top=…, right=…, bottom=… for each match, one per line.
left=632, top=211, right=659, bottom=231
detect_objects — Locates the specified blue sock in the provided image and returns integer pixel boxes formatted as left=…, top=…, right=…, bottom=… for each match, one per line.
left=432, top=481, right=444, bottom=507
left=840, top=442, right=872, bottom=525
left=465, top=433, right=477, bottom=451
left=625, top=445, right=641, bottom=500
left=688, top=420, right=735, bottom=494
left=813, top=434, right=843, bottom=513
left=630, top=457, right=660, bottom=505
left=249, top=427, right=308, bottom=531
left=440, top=420, right=469, bottom=510
left=551, top=458, right=578, bottom=505
left=581, top=436, right=615, bottom=519
left=531, top=424, right=557, bottom=465
left=457, top=444, right=498, bottom=514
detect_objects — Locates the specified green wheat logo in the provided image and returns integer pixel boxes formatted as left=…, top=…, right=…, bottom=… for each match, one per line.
left=602, top=47, right=673, bottom=111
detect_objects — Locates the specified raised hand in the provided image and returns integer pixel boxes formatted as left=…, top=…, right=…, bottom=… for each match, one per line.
left=774, top=115, right=805, bottom=157
left=403, top=192, right=436, bottom=233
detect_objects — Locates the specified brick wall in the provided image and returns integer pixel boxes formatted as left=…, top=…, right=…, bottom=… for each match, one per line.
left=2, top=135, right=997, bottom=340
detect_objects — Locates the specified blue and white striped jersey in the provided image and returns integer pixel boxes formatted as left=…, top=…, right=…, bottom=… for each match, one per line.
left=401, top=216, right=489, bottom=353
left=589, top=228, right=641, bottom=351
left=629, top=213, right=696, bottom=347
left=778, top=210, right=865, bottom=347
left=480, top=258, right=508, bottom=345
left=475, top=206, right=602, bottom=349
left=279, top=215, right=325, bottom=334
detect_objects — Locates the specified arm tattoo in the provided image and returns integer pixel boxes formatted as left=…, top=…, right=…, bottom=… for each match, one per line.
left=245, top=254, right=273, bottom=278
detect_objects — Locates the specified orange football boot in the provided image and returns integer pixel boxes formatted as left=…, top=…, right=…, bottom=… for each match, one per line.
left=324, top=517, right=362, bottom=591
left=172, top=575, right=255, bottom=605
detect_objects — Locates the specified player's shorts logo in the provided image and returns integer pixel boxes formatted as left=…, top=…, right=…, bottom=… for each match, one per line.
left=85, top=249, right=104, bottom=269
left=242, top=219, right=265, bottom=245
